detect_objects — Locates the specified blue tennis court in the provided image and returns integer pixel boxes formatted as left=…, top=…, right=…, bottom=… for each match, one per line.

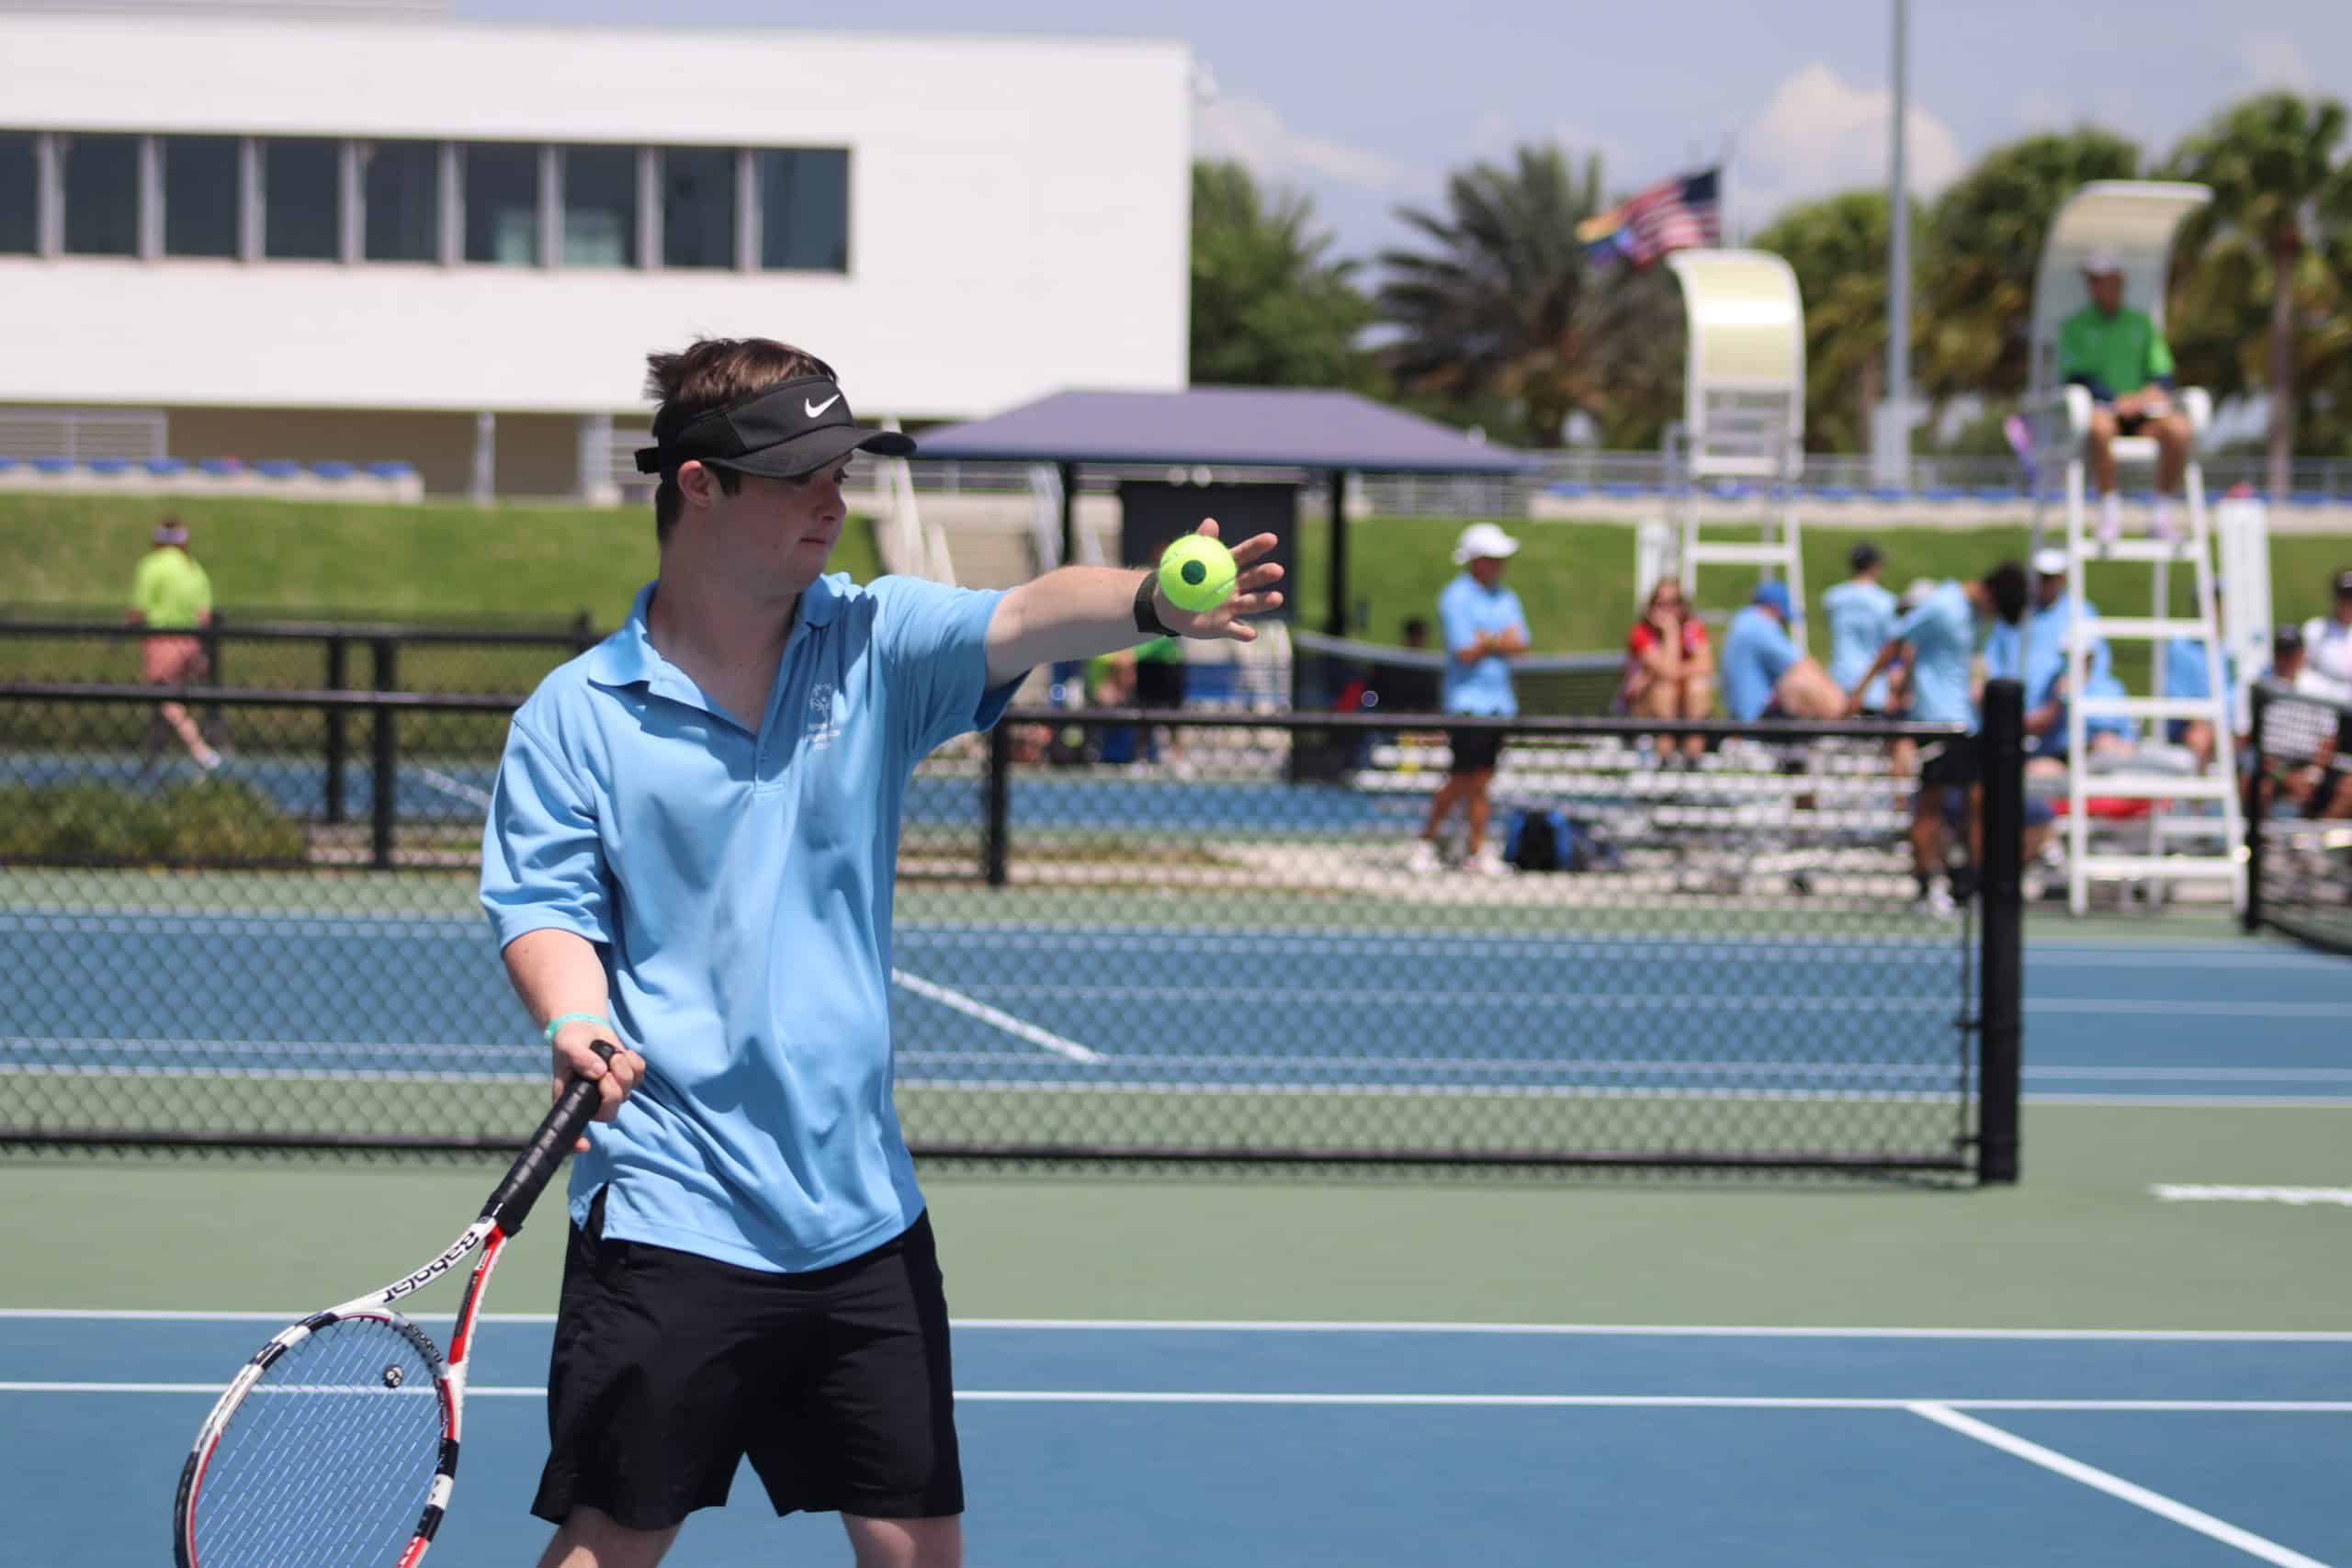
left=3, top=907, right=2346, bottom=1105
left=6, top=1314, right=2346, bottom=1565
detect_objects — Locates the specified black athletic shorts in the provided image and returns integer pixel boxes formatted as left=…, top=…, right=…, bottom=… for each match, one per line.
left=1919, top=737, right=2052, bottom=827
left=533, top=1190, right=963, bottom=1531
left=1134, top=658, right=1186, bottom=710
left=1447, top=726, right=1505, bottom=774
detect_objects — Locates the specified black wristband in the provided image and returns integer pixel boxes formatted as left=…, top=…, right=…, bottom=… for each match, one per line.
left=1133, top=572, right=1174, bottom=637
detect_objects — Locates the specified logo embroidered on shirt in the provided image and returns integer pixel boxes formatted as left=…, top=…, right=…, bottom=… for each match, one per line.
left=806, top=682, right=842, bottom=750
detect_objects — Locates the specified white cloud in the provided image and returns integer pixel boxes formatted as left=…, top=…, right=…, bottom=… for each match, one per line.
left=1193, top=90, right=1408, bottom=194
left=1738, top=62, right=1965, bottom=225
left=2240, top=28, right=2315, bottom=92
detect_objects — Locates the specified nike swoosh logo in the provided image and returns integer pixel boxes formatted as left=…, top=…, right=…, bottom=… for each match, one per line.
left=805, top=394, right=842, bottom=418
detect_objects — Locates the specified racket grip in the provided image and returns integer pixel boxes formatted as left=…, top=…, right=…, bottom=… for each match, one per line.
left=481, top=1040, right=616, bottom=1235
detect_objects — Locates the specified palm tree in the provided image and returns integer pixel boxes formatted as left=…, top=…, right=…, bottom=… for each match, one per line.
left=1375, top=145, right=1613, bottom=448
left=1751, top=190, right=1911, bottom=453
left=2166, top=93, right=2349, bottom=498
left=1189, top=161, right=1377, bottom=390
left=1917, top=129, right=2141, bottom=406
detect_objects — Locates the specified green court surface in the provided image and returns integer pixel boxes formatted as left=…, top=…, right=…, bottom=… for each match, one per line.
left=5, top=1100, right=2345, bottom=1329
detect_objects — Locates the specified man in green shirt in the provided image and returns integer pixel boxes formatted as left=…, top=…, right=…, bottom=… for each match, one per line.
left=2057, top=246, right=2189, bottom=549
left=126, top=517, right=220, bottom=771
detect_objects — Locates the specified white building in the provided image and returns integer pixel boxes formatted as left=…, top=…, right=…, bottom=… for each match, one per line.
left=0, top=4, right=1193, bottom=498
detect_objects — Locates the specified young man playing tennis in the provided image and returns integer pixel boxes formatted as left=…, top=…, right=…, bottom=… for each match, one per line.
left=481, top=337, right=1282, bottom=1568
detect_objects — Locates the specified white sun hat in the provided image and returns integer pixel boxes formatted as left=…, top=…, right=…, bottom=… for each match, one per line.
left=1453, top=522, right=1522, bottom=564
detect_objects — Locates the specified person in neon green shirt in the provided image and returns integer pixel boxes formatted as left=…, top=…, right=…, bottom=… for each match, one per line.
left=2057, top=247, right=2190, bottom=549
left=125, top=517, right=220, bottom=771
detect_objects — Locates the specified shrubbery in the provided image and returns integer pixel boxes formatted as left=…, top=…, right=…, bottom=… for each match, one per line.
left=0, top=779, right=307, bottom=866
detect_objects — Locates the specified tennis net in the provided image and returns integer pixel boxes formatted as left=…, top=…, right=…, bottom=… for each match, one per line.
left=0, top=682, right=2024, bottom=1179
left=2246, top=681, right=2352, bottom=958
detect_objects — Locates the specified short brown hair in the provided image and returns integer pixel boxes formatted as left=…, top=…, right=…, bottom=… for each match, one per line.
left=643, top=337, right=837, bottom=544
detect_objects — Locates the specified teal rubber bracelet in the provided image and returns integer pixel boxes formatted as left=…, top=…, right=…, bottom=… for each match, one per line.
left=543, top=1010, right=615, bottom=1044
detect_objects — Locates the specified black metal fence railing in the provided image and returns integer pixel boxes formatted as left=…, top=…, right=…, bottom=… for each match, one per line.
left=0, top=682, right=2025, bottom=1180
left=2245, top=680, right=2352, bottom=958
left=0, top=612, right=605, bottom=698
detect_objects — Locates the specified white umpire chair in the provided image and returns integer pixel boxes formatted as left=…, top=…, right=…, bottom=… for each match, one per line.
left=2020, top=180, right=2245, bottom=914
left=1663, top=249, right=1810, bottom=644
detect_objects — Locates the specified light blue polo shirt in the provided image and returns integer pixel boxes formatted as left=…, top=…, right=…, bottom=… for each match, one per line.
left=1719, top=605, right=1802, bottom=722
left=2162, top=636, right=2226, bottom=700
left=481, top=572, right=1020, bottom=1274
left=1984, top=593, right=2115, bottom=707
left=1437, top=573, right=1530, bottom=716
left=1822, top=577, right=1897, bottom=709
left=1891, top=581, right=1976, bottom=729
left=1984, top=593, right=2132, bottom=749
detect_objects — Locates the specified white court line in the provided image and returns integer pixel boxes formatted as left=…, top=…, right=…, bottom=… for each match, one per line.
left=9, top=1039, right=2343, bottom=1091
left=1910, top=1401, right=2332, bottom=1567
left=413, top=764, right=493, bottom=810
left=6, top=1382, right=2350, bottom=1416
left=2020, top=1094, right=2352, bottom=1110
left=2025, top=946, right=2347, bottom=970
left=888, top=969, right=1102, bottom=1064
left=935, top=984, right=1951, bottom=1013
left=1, top=1065, right=2335, bottom=1108
left=2030, top=1066, right=2352, bottom=1083
left=2030, top=999, right=2352, bottom=1019
left=877, top=980, right=2350, bottom=1022
left=8, top=1311, right=2352, bottom=1340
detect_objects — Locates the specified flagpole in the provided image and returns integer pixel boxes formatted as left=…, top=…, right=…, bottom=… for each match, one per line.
left=1885, top=0, right=1911, bottom=489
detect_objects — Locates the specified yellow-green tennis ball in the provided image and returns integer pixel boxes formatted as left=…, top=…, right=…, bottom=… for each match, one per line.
left=1159, top=536, right=1238, bottom=614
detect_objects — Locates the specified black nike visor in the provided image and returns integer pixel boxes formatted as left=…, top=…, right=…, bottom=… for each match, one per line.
left=634, top=376, right=916, bottom=480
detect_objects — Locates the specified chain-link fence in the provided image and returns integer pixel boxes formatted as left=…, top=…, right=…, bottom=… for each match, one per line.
left=0, top=686, right=2023, bottom=1179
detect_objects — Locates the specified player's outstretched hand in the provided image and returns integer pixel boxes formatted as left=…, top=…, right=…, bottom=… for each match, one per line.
left=1155, top=518, right=1284, bottom=642
left=549, top=1024, right=646, bottom=1150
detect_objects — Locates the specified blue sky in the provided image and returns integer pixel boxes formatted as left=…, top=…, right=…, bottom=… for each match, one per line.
left=465, top=0, right=2349, bottom=265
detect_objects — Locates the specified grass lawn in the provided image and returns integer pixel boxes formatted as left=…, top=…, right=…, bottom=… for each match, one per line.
left=4, top=493, right=2345, bottom=685
left=0, top=493, right=881, bottom=626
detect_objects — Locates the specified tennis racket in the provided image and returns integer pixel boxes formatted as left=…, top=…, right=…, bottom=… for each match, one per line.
left=172, top=1043, right=616, bottom=1568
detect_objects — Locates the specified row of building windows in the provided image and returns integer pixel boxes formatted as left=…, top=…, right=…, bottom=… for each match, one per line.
left=0, top=131, right=849, bottom=273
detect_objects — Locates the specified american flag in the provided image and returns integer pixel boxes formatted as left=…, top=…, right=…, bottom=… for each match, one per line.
left=1578, top=167, right=1722, bottom=268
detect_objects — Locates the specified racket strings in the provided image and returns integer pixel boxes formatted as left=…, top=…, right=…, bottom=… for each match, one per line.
left=193, top=1317, right=444, bottom=1568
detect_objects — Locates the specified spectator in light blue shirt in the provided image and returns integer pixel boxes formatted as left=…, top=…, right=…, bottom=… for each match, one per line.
left=1412, top=523, right=1530, bottom=876
left=1719, top=580, right=1845, bottom=723
left=2159, top=586, right=2236, bottom=772
left=1986, top=549, right=2134, bottom=762
left=1849, top=561, right=2050, bottom=913
left=1823, top=542, right=1899, bottom=713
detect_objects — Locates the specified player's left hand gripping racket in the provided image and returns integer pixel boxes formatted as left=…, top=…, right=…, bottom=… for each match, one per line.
left=173, top=1043, right=616, bottom=1568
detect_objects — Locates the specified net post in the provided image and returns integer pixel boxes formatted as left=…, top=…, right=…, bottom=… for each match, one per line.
left=983, top=718, right=1010, bottom=887
left=2244, top=681, right=2267, bottom=935
left=324, top=635, right=348, bottom=825
left=370, top=637, right=398, bottom=871
left=1977, top=679, right=2025, bottom=1185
